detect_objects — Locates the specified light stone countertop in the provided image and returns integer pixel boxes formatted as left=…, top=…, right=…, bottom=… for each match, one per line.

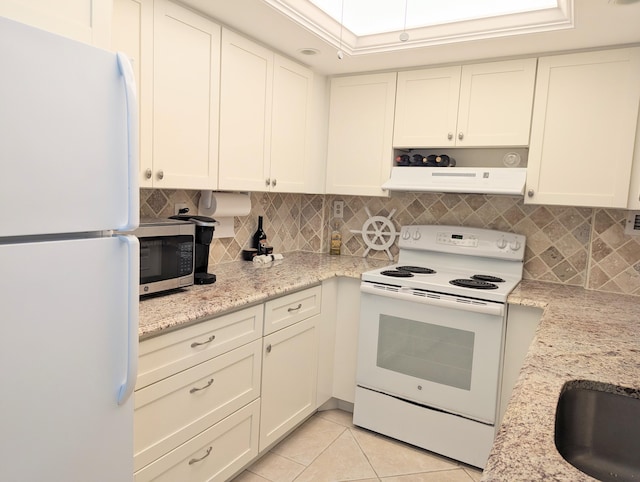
left=139, top=251, right=390, bottom=339
left=139, top=253, right=640, bottom=480
left=482, top=280, right=640, bottom=481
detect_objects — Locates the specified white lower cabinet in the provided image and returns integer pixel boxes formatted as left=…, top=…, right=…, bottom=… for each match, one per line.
left=135, top=286, right=324, bottom=480
left=134, top=305, right=263, bottom=481
left=259, top=315, right=319, bottom=451
left=134, top=339, right=262, bottom=471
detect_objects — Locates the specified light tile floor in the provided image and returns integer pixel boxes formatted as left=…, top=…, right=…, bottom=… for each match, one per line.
left=232, top=409, right=483, bottom=482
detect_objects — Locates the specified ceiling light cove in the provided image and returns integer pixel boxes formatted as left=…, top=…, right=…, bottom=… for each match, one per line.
left=261, top=0, right=573, bottom=55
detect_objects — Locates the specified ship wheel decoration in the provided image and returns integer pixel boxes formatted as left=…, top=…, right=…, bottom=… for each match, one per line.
left=350, top=207, right=400, bottom=261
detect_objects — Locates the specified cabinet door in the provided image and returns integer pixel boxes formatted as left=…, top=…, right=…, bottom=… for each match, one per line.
left=111, top=0, right=153, bottom=188
left=393, top=66, right=461, bottom=148
left=331, top=278, right=361, bottom=403
left=0, top=0, right=111, bottom=47
left=527, top=48, right=640, bottom=207
left=326, top=73, right=396, bottom=196
left=260, top=317, right=318, bottom=451
left=270, top=55, right=314, bottom=193
left=153, top=0, right=220, bottom=190
left=457, top=58, right=536, bottom=146
left=219, top=29, right=273, bottom=192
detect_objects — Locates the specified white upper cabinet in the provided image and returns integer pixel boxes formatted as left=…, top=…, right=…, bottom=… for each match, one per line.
left=111, top=0, right=153, bottom=189
left=527, top=47, right=640, bottom=208
left=152, top=0, right=220, bottom=190
left=0, top=0, right=111, bottom=48
left=219, top=30, right=273, bottom=192
left=393, top=58, right=537, bottom=148
left=325, top=73, right=397, bottom=197
left=270, top=55, right=314, bottom=193
left=219, top=29, right=314, bottom=193
left=394, top=66, right=461, bottom=148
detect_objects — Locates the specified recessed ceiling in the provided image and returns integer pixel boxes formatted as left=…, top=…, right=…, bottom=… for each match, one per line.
left=179, top=0, right=640, bottom=75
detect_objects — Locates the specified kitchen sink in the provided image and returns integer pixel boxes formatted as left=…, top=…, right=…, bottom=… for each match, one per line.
left=554, top=381, right=640, bottom=482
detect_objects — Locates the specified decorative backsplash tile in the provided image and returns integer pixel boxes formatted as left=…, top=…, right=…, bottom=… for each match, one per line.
left=140, top=189, right=640, bottom=296
left=588, top=209, right=640, bottom=296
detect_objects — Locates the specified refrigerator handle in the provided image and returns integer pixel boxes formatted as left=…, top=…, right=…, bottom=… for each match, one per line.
left=117, top=235, right=139, bottom=405
left=116, top=52, right=140, bottom=231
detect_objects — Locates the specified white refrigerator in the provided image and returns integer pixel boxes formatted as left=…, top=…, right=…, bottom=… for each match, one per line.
left=0, top=16, right=139, bottom=482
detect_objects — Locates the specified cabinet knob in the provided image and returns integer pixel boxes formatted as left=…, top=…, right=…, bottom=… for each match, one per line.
left=157, top=170, right=164, bottom=180
left=265, top=178, right=271, bottom=187
left=458, top=132, right=464, bottom=140
left=266, top=344, right=272, bottom=353
left=447, top=132, right=453, bottom=140
left=527, top=189, right=534, bottom=198
left=144, top=168, right=152, bottom=179
left=272, top=178, right=277, bottom=187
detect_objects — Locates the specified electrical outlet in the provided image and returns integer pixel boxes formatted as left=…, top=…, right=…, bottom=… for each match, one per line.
left=174, top=203, right=189, bottom=215
left=333, top=200, right=344, bottom=219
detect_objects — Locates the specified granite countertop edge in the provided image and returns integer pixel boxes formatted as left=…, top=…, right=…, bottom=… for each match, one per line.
left=138, top=251, right=391, bottom=339
left=139, top=252, right=640, bottom=480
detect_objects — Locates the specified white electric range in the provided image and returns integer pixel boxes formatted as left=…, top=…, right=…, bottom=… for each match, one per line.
left=353, top=225, right=526, bottom=469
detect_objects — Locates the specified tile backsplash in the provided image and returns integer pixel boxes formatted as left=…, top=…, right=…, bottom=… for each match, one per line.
left=141, top=189, right=640, bottom=296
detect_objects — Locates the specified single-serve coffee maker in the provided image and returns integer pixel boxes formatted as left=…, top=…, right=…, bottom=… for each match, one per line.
left=170, top=214, right=218, bottom=285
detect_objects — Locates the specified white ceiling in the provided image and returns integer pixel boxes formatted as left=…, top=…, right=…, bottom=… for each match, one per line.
left=180, top=0, right=640, bottom=76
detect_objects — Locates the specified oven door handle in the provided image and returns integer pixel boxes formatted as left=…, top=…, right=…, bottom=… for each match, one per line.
left=360, top=283, right=505, bottom=317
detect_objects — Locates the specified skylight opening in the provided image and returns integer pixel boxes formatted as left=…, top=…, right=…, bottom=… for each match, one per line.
left=263, top=0, right=572, bottom=56
left=309, top=0, right=559, bottom=36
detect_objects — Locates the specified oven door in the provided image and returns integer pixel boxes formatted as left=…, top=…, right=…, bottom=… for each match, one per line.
left=356, top=283, right=505, bottom=424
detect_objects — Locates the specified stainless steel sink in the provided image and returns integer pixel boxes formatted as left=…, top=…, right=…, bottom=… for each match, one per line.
left=554, top=381, right=640, bottom=482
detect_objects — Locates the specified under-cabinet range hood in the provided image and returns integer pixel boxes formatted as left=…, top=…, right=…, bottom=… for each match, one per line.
left=381, top=167, right=527, bottom=195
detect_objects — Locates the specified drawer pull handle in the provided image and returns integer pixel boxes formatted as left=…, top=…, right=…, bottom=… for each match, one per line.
left=287, top=303, right=302, bottom=313
left=188, top=446, right=212, bottom=465
left=266, top=344, right=272, bottom=353
left=191, top=335, right=216, bottom=348
left=189, top=378, right=214, bottom=394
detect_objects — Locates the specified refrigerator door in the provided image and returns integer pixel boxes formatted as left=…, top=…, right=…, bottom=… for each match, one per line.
left=0, top=16, right=138, bottom=236
left=0, top=236, right=139, bottom=482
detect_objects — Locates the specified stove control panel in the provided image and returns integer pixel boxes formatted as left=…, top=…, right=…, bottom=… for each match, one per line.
left=399, top=225, right=526, bottom=261
left=436, top=232, right=478, bottom=247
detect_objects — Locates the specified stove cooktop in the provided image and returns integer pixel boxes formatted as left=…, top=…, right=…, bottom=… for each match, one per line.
left=362, top=263, right=520, bottom=303
left=363, top=263, right=519, bottom=300
left=361, top=225, right=526, bottom=303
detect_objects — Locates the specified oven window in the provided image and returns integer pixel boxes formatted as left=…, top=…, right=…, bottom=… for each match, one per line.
left=377, top=314, right=474, bottom=390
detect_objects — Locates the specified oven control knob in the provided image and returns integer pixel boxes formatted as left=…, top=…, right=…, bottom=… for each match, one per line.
left=496, top=238, right=507, bottom=249
left=510, top=240, right=522, bottom=251
left=412, top=230, right=421, bottom=240
left=402, top=230, right=411, bottom=240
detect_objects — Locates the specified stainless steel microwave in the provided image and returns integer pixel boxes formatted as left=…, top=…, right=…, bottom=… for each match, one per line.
left=128, top=218, right=195, bottom=296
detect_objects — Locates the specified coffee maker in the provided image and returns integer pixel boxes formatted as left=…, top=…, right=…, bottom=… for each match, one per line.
left=170, top=214, right=217, bottom=284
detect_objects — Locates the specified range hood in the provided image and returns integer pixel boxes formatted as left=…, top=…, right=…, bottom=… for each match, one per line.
left=381, top=167, right=527, bottom=195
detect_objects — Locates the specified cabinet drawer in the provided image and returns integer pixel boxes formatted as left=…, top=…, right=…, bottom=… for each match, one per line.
left=134, top=339, right=262, bottom=472
left=134, top=399, right=260, bottom=482
left=264, top=285, right=321, bottom=335
left=137, top=305, right=263, bottom=389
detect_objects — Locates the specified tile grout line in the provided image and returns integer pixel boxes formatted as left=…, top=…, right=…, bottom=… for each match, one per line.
left=289, top=420, right=348, bottom=482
